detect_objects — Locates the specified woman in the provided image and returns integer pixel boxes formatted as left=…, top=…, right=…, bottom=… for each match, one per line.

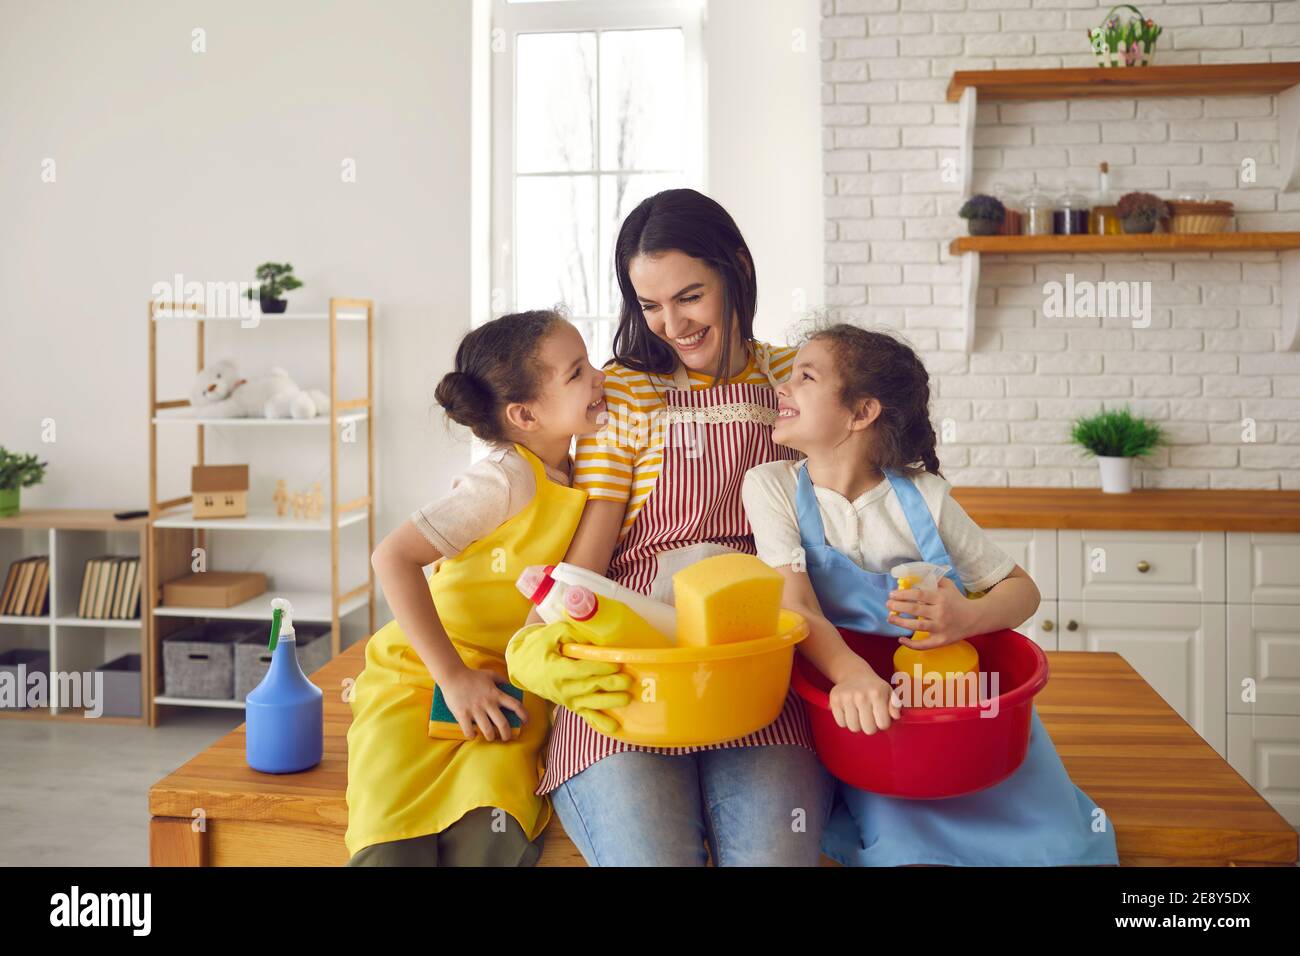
left=507, top=188, right=834, bottom=866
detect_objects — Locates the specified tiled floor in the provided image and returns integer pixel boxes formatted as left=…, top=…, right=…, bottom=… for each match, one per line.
left=0, top=710, right=243, bottom=866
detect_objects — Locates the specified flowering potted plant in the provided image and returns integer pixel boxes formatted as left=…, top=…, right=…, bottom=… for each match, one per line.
left=1088, top=4, right=1162, bottom=68
left=1070, top=408, right=1166, bottom=494
left=1116, top=191, right=1169, bottom=234
left=958, top=194, right=1006, bottom=236
left=0, top=447, right=48, bottom=517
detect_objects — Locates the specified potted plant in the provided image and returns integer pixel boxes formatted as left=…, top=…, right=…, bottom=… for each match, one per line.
left=0, top=447, right=48, bottom=517
left=1070, top=408, right=1166, bottom=494
left=244, top=262, right=304, bottom=314
left=1116, top=191, right=1169, bottom=234
left=1087, top=5, right=1162, bottom=68
left=958, top=194, right=1006, bottom=236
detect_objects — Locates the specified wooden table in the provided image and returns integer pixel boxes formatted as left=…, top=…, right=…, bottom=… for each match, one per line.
left=149, top=638, right=1298, bottom=867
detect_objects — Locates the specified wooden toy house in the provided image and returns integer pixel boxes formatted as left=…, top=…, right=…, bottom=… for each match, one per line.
left=191, top=464, right=249, bottom=519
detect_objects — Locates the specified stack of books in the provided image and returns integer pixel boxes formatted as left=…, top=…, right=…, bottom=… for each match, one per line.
left=78, top=556, right=142, bottom=620
left=0, top=556, right=50, bottom=617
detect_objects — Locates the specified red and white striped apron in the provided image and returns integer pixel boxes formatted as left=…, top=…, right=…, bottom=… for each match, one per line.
left=537, top=344, right=814, bottom=795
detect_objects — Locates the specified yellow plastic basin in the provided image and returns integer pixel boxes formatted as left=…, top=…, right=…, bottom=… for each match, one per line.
left=561, top=609, right=809, bottom=747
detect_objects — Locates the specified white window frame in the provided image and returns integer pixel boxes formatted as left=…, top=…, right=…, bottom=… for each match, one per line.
left=489, top=0, right=706, bottom=335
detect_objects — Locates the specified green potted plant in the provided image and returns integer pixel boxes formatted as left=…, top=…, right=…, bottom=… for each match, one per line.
left=0, top=447, right=48, bottom=517
left=1116, top=191, right=1169, bottom=234
left=244, top=262, right=304, bottom=314
left=958, top=194, right=1006, bottom=236
left=1070, top=408, right=1166, bottom=494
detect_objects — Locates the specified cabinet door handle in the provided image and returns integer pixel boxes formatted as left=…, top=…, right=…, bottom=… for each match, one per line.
left=1136, top=560, right=1150, bottom=573
left=1066, top=620, right=1079, bottom=631
left=1041, top=619, right=1054, bottom=632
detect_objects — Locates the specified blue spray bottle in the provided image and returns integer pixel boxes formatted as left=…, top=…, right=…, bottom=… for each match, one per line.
left=246, top=597, right=324, bottom=773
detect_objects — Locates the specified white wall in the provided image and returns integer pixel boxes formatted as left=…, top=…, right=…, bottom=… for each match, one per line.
left=0, top=0, right=826, bottom=629
left=820, top=0, right=1300, bottom=490
left=0, top=0, right=475, bottom=586
left=706, top=0, right=826, bottom=346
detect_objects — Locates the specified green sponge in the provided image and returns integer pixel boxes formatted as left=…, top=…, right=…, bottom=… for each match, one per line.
left=428, top=681, right=524, bottom=739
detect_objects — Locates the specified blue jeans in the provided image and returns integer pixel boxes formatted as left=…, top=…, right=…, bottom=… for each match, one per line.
left=551, top=745, right=834, bottom=866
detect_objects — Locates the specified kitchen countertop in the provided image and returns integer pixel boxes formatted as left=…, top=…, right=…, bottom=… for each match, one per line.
left=148, top=637, right=1299, bottom=867
left=950, top=487, right=1300, bottom=533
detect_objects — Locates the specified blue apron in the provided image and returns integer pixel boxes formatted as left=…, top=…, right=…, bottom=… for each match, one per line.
left=795, top=462, right=1119, bottom=867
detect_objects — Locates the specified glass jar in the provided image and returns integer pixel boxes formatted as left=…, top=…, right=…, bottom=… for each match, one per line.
left=1053, top=191, right=1090, bottom=235
left=1023, top=190, right=1054, bottom=236
left=1089, top=204, right=1122, bottom=235
left=996, top=186, right=1022, bottom=235
left=1173, top=180, right=1212, bottom=202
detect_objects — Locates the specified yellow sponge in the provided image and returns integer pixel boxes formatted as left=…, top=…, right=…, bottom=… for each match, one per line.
left=672, top=553, right=783, bottom=646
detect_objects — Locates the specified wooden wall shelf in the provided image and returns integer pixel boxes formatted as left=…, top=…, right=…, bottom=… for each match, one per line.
left=947, top=63, right=1300, bottom=103
left=948, top=64, right=1300, bottom=352
left=950, top=232, right=1300, bottom=256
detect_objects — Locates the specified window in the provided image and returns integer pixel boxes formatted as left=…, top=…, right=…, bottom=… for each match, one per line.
left=490, top=0, right=705, bottom=364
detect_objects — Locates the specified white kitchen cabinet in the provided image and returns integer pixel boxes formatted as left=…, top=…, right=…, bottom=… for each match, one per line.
left=1227, top=532, right=1300, bottom=605
left=1058, top=530, right=1225, bottom=604
left=1021, top=599, right=1059, bottom=651
left=1226, top=715, right=1300, bottom=827
left=985, top=528, right=1057, bottom=601
left=1058, top=599, right=1226, bottom=757
left=976, top=527, right=1295, bottom=822
left=1227, top=604, right=1300, bottom=717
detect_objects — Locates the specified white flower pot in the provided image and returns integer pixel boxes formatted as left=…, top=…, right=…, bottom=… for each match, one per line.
left=1097, top=456, right=1134, bottom=494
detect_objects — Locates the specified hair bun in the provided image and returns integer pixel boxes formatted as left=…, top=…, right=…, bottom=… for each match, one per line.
left=435, top=369, right=492, bottom=428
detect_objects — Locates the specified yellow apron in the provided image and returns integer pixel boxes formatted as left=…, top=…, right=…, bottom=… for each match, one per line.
left=344, top=442, right=587, bottom=856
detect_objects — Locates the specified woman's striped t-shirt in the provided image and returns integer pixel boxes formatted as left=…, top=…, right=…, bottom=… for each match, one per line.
left=574, top=341, right=798, bottom=538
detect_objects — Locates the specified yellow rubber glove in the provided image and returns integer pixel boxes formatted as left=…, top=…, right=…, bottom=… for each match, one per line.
left=505, top=621, right=632, bottom=735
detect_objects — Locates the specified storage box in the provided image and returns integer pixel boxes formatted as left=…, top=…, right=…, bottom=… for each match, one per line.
left=162, top=571, right=267, bottom=609
left=192, top=464, right=249, bottom=519
left=96, top=653, right=142, bottom=718
left=162, top=622, right=252, bottom=700
left=234, top=623, right=331, bottom=700
left=0, top=648, right=50, bottom=711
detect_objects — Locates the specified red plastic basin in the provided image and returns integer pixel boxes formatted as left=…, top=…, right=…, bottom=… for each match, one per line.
left=791, top=627, right=1049, bottom=799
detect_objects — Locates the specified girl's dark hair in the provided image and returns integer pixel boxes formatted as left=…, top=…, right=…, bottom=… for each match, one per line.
left=434, top=310, right=564, bottom=443
left=611, top=188, right=757, bottom=386
left=808, top=323, right=943, bottom=479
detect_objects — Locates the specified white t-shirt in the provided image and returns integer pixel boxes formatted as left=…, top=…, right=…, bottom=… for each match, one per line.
left=410, top=443, right=574, bottom=558
left=740, top=459, right=1015, bottom=593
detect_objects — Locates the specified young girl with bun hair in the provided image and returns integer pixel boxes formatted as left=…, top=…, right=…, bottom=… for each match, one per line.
left=345, top=310, right=625, bottom=866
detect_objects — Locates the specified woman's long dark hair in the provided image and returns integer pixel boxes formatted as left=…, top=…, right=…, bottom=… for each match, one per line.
left=610, top=189, right=757, bottom=386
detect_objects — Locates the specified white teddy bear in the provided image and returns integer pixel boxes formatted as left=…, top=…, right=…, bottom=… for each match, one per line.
left=188, top=360, right=330, bottom=419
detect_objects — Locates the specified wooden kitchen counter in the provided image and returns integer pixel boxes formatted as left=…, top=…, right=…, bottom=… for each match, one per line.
left=148, top=636, right=1298, bottom=867
left=951, top=487, right=1300, bottom=533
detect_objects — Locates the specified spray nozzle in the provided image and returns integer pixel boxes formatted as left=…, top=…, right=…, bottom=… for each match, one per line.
left=891, top=562, right=952, bottom=593
left=516, top=565, right=557, bottom=605
left=268, top=597, right=295, bottom=651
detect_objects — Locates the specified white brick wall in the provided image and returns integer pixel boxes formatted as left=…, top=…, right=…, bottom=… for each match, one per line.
left=820, top=0, right=1300, bottom=489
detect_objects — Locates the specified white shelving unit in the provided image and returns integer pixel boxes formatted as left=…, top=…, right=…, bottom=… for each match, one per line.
left=146, top=297, right=377, bottom=723
left=0, top=510, right=150, bottom=724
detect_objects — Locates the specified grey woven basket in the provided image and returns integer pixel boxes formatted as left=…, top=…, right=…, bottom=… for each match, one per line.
left=234, top=623, right=331, bottom=700
left=0, top=648, right=51, bottom=710
left=162, top=622, right=252, bottom=700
